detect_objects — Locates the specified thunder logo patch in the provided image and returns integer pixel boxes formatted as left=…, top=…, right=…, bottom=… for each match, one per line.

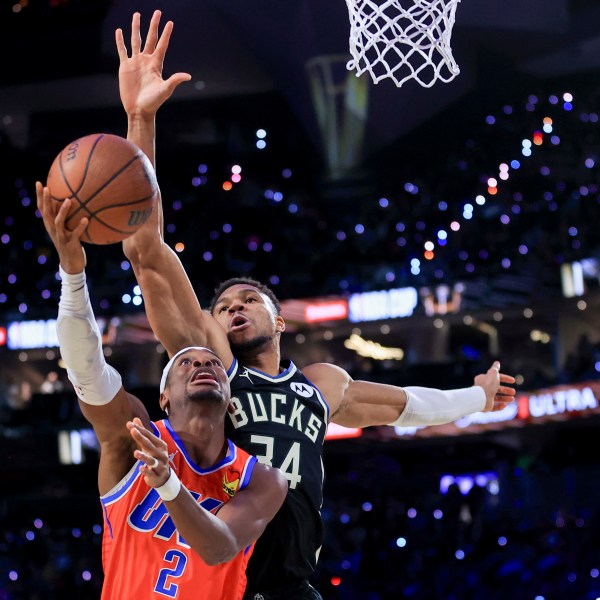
left=222, top=469, right=241, bottom=497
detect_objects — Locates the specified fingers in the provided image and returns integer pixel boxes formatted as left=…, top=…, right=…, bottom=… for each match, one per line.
left=54, top=197, right=71, bottom=228
left=71, top=214, right=89, bottom=239
left=135, top=451, right=160, bottom=470
left=154, top=18, right=173, bottom=61
left=128, top=418, right=166, bottom=454
left=35, top=181, right=45, bottom=212
left=128, top=418, right=169, bottom=481
left=115, top=28, right=127, bottom=62
left=36, top=183, right=60, bottom=229
left=489, top=361, right=500, bottom=372
left=130, top=11, right=142, bottom=54
left=499, top=373, right=516, bottom=384
left=496, top=385, right=516, bottom=396
left=143, top=10, right=162, bottom=54
left=164, top=72, right=192, bottom=96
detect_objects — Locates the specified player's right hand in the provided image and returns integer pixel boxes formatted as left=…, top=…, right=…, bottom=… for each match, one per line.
left=36, top=182, right=87, bottom=274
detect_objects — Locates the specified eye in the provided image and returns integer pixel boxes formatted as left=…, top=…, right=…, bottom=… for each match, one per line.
left=246, top=297, right=257, bottom=303
left=180, top=358, right=192, bottom=365
left=218, top=305, right=228, bottom=313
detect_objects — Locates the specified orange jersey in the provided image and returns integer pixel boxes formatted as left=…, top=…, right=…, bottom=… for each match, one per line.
left=100, top=419, right=257, bottom=600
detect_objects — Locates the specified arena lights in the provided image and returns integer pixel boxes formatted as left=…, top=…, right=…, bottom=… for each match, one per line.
left=256, top=129, right=267, bottom=150
left=348, top=287, right=418, bottom=322
left=326, top=423, right=362, bottom=440
left=305, top=300, right=348, bottom=323
left=344, top=333, right=404, bottom=361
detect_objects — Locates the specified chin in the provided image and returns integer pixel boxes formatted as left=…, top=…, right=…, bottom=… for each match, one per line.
left=188, top=388, right=224, bottom=403
left=229, top=334, right=272, bottom=355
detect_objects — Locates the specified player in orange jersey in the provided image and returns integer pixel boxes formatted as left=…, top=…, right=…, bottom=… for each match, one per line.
left=36, top=185, right=288, bottom=600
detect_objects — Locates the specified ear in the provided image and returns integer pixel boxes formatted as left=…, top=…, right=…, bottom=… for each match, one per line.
left=159, top=393, right=169, bottom=414
left=275, top=315, right=286, bottom=333
left=226, top=400, right=236, bottom=415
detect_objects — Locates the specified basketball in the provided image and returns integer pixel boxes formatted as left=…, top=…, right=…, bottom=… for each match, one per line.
left=46, top=133, right=158, bottom=245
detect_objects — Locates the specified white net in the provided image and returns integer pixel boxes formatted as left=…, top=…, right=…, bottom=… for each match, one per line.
left=345, top=0, right=462, bottom=88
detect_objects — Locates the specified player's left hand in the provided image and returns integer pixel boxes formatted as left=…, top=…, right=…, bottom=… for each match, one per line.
left=127, top=417, right=171, bottom=487
left=474, top=361, right=516, bottom=412
left=115, top=10, right=191, bottom=120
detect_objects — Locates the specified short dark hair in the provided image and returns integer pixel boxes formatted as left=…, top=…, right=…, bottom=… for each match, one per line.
left=209, top=277, right=282, bottom=315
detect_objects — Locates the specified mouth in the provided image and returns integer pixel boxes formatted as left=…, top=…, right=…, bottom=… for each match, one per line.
left=229, top=314, right=251, bottom=333
left=190, top=368, right=218, bottom=386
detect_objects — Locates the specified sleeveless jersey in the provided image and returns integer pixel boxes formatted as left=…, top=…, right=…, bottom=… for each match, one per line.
left=225, top=359, right=330, bottom=592
left=100, top=419, right=257, bottom=600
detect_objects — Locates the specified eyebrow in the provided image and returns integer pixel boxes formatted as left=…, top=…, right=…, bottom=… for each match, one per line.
left=215, top=288, right=261, bottom=306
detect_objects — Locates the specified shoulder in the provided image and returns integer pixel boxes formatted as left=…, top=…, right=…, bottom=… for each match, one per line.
left=302, top=362, right=352, bottom=414
left=302, top=362, right=351, bottom=382
left=248, top=462, right=288, bottom=499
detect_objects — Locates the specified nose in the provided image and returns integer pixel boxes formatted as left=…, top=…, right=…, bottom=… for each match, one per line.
left=228, top=301, right=244, bottom=314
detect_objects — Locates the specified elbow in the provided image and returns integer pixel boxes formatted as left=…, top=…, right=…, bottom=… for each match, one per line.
left=202, top=546, right=239, bottom=566
left=122, top=235, right=145, bottom=263
left=122, top=231, right=163, bottom=268
left=122, top=236, right=137, bottom=261
left=193, top=535, right=240, bottom=566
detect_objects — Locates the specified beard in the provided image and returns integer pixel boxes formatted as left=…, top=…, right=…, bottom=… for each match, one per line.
left=228, top=333, right=273, bottom=357
left=186, top=387, right=224, bottom=404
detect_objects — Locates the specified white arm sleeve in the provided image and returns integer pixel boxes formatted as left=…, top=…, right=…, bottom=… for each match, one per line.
left=390, top=386, right=486, bottom=427
left=56, top=266, right=122, bottom=406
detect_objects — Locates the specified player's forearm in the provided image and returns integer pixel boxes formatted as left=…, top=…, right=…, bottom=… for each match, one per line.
left=165, top=485, right=244, bottom=566
left=332, top=379, right=485, bottom=428
left=57, top=267, right=122, bottom=406
left=126, top=250, right=209, bottom=356
left=391, top=386, right=485, bottom=427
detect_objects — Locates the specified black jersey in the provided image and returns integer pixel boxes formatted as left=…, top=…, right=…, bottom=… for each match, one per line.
left=225, top=358, right=329, bottom=592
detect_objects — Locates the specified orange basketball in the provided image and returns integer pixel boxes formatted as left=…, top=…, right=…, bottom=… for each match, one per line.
left=46, top=133, right=158, bottom=245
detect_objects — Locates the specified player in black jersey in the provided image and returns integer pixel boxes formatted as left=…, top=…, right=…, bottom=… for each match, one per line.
left=116, top=11, right=516, bottom=599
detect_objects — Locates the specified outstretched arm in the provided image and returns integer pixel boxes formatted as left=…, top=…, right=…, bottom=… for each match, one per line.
left=116, top=11, right=233, bottom=363
left=304, top=360, right=516, bottom=428
left=37, top=183, right=149, bottom=494
left=128, top=418, right=288, bottom=565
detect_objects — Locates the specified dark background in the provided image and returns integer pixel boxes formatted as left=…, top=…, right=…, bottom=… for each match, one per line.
left=2, top=1, right=600, bottom=598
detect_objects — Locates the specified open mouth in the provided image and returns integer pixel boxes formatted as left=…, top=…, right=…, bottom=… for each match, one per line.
left=190, top=368, right=218, bottom=386
left=230, top=314, right=250, bottom=332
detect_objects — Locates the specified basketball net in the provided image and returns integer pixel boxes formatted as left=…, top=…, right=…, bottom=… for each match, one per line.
left=345, top=0, right=461, bottom=88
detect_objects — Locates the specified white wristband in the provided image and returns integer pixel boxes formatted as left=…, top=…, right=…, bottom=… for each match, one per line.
left=156, top=469, right=181, bottom=502
left=390, top=386, right=486, bottom=427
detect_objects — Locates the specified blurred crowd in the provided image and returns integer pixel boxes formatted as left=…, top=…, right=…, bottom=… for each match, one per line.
left=0, top=78, right=599, bottom=323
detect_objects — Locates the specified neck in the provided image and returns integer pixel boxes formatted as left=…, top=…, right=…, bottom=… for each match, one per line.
left=168, top=411, right=228, bottom=469
left=232, top=334, right=282, bottom=376
left=235, top=340, right=282, bottom=376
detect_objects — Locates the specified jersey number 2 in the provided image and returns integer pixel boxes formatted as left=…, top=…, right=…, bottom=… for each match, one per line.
left=251, top=434, right=302, bottom=489
left=155, top=549, right=187, bottom=597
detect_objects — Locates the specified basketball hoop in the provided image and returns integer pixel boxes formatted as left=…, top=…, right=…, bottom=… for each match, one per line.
left=345, top=0, right=462, bottom=88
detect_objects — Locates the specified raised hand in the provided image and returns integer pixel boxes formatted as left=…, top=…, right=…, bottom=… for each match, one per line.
left=36, top=182, right=87, bottom=274
left=115, top=10, right=191, bottom=120
left=474, top=361, right=517, bottom=412
left=127, top=417, right=171, bottom=488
